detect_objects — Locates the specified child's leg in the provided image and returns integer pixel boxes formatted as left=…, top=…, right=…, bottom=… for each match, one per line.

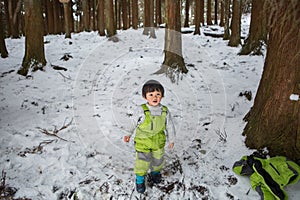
left=134, top=151, right=151, bottom=177
left=150, top=148, right=165, bottom=173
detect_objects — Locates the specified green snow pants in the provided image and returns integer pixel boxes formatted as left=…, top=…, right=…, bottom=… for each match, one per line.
left=134, top=148, right=165, bottom=176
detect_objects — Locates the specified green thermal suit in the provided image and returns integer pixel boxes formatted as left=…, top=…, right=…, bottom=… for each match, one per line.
left=134, top=104, right=168, bottom=176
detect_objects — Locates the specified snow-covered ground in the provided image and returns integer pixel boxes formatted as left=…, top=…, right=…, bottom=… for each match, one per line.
left=1, top=16, right=300, bottom=199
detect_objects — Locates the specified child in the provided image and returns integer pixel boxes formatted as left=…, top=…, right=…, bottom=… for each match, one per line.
left=124, top=80, right=175, bottom=194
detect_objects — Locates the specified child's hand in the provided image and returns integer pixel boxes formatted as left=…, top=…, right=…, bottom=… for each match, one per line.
left=124, top=135, right=130, bottom=143
left=168, top=142, right=174, bottom=149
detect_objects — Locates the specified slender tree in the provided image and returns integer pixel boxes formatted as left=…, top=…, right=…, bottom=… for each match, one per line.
left=207, top=0, right=213, bottom=25
left=194, top=0, right=201, bottom=35
left=60, top=0, right=71, bottom=38
left=243, top=0, right=300, bottom=164
left=214, top=0, right=218, bottom=24
left=156, top=0, right=162, bottom=26
left=228, top=0, right=241, bottom=46
left=200, top=0, right=204, bottom=25
left=132, top=0, right=138, bottom=29
left=223, top=0, right=230, bottom=39
left=82, top=0, right=90, bottom=31
left=18, top=0, right=46, bottom=76
left=184, top=0, right=190, bottom=27
left=219, top=0, right=225, bottom=26
left=105, top=0, right=116, bottom=37
left=0, top=2, right=8, bottom=58
left=121, top=0, right=129, bottom=30
left=97, top=0, right=105, bottom=36
left=143, top=0, right=150, bottom=35
left=149, top=0, right=156, bottom=38
left=239, top=0, right=268, bottom=55
left=160, top=0, right=188, bottom=82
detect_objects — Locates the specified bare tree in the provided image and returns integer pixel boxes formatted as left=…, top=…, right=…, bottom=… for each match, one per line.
left=239, top=0, right=268, bottom=55
left=105, top=0, right=116, bottom=37
left=228, top=0, right=241, bottom=46
left=159, top=0, right=188, bottom=82
left=132, top=0, right=138, bottom=29
left=60, top=0, right=72, bottom=38
left=207, top=0, right=213, bottom=25
left=184, top=0, right=190, bottom=27
left=0, top=2, right=8, bottom=58
left=97, top=0, right=106, bottom=36
left=18, top=0, right=46, bottom=76
left=243, top=0, right=300, bottom=164
left=223, top=0, right=230, bottom=39
left=194, top=0, right=201, bottom=35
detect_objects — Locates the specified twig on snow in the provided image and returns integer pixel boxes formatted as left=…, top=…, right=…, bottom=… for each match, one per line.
left=36, top=118, right=74, bottom=143
left=215, top=128, right=227, bottom=142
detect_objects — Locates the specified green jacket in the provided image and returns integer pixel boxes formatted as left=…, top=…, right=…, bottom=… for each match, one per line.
left=233, top=155, right=300, bottom=200
left=134, top=104, right=168, bottom=152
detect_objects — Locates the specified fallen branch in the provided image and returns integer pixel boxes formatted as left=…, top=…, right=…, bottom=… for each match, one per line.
left=58, top=71, right=71, bottom=81
left=36, top=118, right=74, bottom=143
left=215, top=128, right=227, bottom=142
left=18, top=139, right=57, bottom=157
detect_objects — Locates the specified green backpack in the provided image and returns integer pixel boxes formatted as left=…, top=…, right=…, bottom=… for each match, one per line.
left=233, top=155, right=300, bottom=200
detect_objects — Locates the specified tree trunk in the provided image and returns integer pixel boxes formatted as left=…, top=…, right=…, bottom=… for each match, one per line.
left=18, top=0, right=46, bottom=76
left=223, top=0, right=230, bottom=39
left=194, top=0, right=201, bottom=35
left=219, top=0, right=225, bottom=26
left=61, top=1, right=71, bottom=38
left=45, top=0, right=54, bottom=34
left=160, top=0, right=188, bottom=82
left=53, top=0, right=61, bottom=34
left=156, top=0, right=162, bottom=25
left=121, top=0, right=129, bottom=30
left=0, top=2, right=8, bottom=58
left=200, top=0, right=204, bottom=25
left=149, top=0, right=156, bottom=38
left=82, top=0, right=90, bottom=31
left=8, top=0, right=22, bottom=38
left=132, top=0, right=138, bottom=29
left=105, top=0, right=116, bottom=37
left=243, top=0, right=300, bottom=164
left=239, top=0, right=268, bottom=55
left=214, top=0, right=218, bottom=24
left=228, top=0, right=240, bottom=47
left=143, top=0, right=150, bottom=35
left=98, top=0, right=106, bottom=36
left=207, top=0, right=213, bottom=25
left=184, top=0, right=190, bottom=27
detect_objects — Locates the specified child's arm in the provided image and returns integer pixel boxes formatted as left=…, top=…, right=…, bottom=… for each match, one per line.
left=123, top=106, right=144, bottom=143
left=166, top=110, right=176, bottom=149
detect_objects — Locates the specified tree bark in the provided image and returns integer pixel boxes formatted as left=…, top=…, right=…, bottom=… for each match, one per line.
left=149, top=0, right=156, bottom=38
left=98, top=0, right=106, bottom=36
left=121, top=0, right=129, bottom=30
left=243, top=0, right=300, bottom=164
left=105, top=0, right=116, bottom=37
left=156, top=0, right=162, bottom=25
left=219, top=0, right=225, bottom=26
left=132, top=0, right=138, bottom=29
left=207, top=0, right=213, bottom=25
left=184, top=0, right=190, bottom=27
left=0, top=2, right=8, bottom=58
left=143, top=0, right=150, bottom=35
left=223, top=0, right=230, bottom=39
left=200, top=0, right=204, bottom=25
left=239, top=0, right=268, bottom=55
left=18, top=0, right=46, bottom=76
left=61, top=1, right=71, bottom=38
left=194, top=0, right=201, bottom=35
left=214, top=0, right=218, bottom=24
left=228, top=0, right=241, bottom=46
left=160, top=0, right=188, bottom=82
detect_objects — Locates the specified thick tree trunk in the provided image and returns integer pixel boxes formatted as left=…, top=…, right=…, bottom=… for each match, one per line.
left=18, top=0, right=46, bottom=76
left=121, top=0, right=129, bottom=30
left=82, top=0, right=90, bottom=31
left=45, top=0, right=54, bottom=34
left=200, top=0, right=204, bottom=25
left=160, top=0, right=188, bottom=82
left=98, top=0, right=106, bottom=36
left=228, top=0, right=241, bottom=46
left=243, top=0, right=300, bottom=164
left=214, top=0, right=218, bottom=24
left=156, top=0, right=162, bottom=25
left=239, top=0, right=268, bottom=55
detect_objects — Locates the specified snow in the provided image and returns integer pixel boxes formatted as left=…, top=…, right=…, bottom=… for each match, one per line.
left=290, top=94, right=299, bottom=101
left=1, top=17, right=300, bottom=199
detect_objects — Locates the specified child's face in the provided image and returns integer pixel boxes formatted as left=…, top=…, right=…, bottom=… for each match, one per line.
left=144, top=90, right=163, bottom=106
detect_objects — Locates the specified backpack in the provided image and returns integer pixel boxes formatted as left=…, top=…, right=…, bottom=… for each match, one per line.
left=233, top=155, right=300, bottom=200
